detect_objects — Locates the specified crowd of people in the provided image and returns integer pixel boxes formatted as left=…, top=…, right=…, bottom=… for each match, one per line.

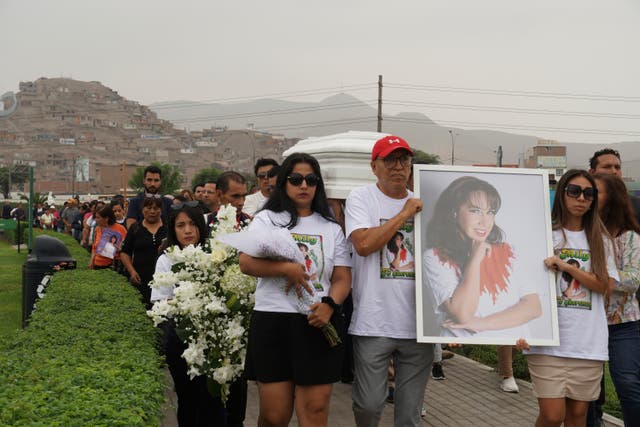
left=7, top=141, right=639, bottom=427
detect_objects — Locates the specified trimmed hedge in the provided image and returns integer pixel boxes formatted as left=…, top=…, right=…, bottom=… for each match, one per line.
left=1, top=221, right=29, bottom=246
left=0, top=237, right=166, bottom=426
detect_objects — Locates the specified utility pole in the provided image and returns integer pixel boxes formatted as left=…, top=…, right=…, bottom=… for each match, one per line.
left=122, top=161, right=127, bottom=200
left=71, top=156, right=76, bottom=197
left=377, top=75, right=383, bottom=132
left=448, top=130, right=459, bottom=165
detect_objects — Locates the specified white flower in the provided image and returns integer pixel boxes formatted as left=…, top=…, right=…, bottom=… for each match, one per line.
left=147, top=300, right=174, bottom=326
left=146, top=219, right=255, bottom=403
left=212, top=363, right=235, bottom=384
left=204, top=295, right=228, bottom=315
left=225, top=318, right=245, bottom=341
left=220, top=264, right=256, bottom=296
left=182, top=338, right=207, bottom=378
left=149, top=271, right=178, bottom=290
left=210, top=245, right=229, bottom=264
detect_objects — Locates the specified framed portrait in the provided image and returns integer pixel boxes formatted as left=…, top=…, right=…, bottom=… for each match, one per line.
left=414, top=165, right=559, bottom=346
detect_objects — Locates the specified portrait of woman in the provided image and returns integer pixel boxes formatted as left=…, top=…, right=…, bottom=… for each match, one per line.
left=422, top=175, right=542, bottom=339
left=385, top=231, right=415, bottom=272
left=560, top=259, right=588, bottom=301
left=297, top=242, right=319, bottom=282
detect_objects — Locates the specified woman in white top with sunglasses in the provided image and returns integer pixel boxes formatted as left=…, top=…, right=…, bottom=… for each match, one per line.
left=240, top=152, right=352, bottom=427
left=518, top=169, right=618, bottom=427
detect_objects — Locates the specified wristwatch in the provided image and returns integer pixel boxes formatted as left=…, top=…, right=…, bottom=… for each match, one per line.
left=321, top=296, right=341, bottom=312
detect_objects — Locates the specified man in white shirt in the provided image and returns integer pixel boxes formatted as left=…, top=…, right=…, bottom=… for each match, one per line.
left=243, top=158, right=278, bottom=216
left=345, top=135, right=433, bottom=427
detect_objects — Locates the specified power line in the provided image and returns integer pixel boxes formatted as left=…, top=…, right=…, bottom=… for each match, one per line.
left=149, top=83, right=377, bottom=109
left=384, top=100, right=640, bottom=120
left=3, top=98, right=377, bottom=123
left=255, top=117, right=376, bottom=132
left=385, top=82, right=640, bottom=103
left=0, top=82, right=376, bottom=121
left=384, top=116, right=640, bottom=138
left=169, top=100, right=378, bottom=124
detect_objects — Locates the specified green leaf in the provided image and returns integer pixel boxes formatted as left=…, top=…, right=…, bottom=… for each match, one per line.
left=171, top=262, right=186, bottom=273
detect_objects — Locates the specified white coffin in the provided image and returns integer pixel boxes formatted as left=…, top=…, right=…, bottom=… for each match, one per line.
left=283, top=131, right=389, bottom=199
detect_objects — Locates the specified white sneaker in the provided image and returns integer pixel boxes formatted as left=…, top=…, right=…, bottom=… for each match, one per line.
left=421, top=403, right=427, bottom=418
left=500, top=376, right=519, bottom=393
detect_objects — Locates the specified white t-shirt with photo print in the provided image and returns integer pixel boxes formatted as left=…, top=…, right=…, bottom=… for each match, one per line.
left=526, top=228, right=618, bottom=361
left=249, top=210, right=351, bottom=314
left=345, top=183, right=419, bottom=339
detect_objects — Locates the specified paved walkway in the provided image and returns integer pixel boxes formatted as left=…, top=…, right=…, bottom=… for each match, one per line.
left=164, top=355, right=624, bottom=426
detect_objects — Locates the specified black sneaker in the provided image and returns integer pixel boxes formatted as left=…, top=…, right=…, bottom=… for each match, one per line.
left=386, top=386, right=395, bottom=403
left=431, top=363, right=446, bottom=380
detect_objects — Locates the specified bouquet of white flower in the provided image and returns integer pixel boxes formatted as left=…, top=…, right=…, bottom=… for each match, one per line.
left=219, top=227, right=342, bottom=347
left=147, top=204, right=256, bottom=402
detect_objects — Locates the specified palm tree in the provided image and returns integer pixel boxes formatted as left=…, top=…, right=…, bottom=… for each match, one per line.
left=19, top=192, right=50, bottom=205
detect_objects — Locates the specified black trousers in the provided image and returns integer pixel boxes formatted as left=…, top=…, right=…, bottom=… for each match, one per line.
left=162, top=321, right=229, bottom=427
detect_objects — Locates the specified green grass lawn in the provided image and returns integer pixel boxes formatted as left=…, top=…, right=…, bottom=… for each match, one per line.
left=0, top=239, right=27, bottom=338
left=456, top=345, right=621, bottom=419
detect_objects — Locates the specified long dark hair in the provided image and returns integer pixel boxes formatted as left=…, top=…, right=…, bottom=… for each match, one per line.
left=261, top=152, right=336, bottom=229
left=166, top=205, right=208, bottom=249
left=426, top=176, right=504, bottom=271
left=593, top=173, right=640, bottom=237
left=552, top=169, right=608, bottom=285
left=387, top=231, right=404, bottom=255
left=96, top=204, right=116, bottom=226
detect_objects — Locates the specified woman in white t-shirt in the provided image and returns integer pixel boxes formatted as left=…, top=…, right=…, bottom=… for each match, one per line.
left=150, top=204, right=228, bottom=426
left=423, top=176, right=542, bottom=339
left=239, top=152, right=351, bottom=427
left=518, top=169, right=617, bottom=427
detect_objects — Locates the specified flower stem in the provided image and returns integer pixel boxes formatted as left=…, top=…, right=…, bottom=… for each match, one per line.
left=321, top=322, right=342, bottom=347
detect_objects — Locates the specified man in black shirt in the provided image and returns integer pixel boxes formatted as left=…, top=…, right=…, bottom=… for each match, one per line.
left=125, top=165, right=173, bottom=229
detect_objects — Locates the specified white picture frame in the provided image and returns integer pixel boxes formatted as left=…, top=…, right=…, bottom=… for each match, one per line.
left=414, top=165, right=559, bottom=346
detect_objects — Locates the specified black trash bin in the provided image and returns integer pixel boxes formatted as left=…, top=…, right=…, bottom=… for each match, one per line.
left=22, top=235, right=77, bottom=328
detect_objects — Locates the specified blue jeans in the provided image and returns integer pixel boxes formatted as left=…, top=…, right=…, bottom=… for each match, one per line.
left=608, top=320, right=640, bottom=425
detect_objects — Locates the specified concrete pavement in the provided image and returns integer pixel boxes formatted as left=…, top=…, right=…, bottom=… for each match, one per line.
left=163, top=354, right=624, bottom=426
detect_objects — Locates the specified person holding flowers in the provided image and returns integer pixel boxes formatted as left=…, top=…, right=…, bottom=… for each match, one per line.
left=150, top=203, right=228, bottom=426
left=239, top=152, right=352, bottom=427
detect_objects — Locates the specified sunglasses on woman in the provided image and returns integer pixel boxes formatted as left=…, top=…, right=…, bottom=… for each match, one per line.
left=286, top=173, right=320, bottom=187
left=171, top=200, right=200, bottom=210
left=565, top=184, right=596, bottom=201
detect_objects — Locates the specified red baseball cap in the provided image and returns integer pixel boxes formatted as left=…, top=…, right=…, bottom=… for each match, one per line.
left=371, top=135, right=413, bottom=161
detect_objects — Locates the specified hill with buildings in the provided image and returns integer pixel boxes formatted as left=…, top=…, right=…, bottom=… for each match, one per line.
left=0, top=78, right=296, bottom=195
left=1, top=77, right=638, bottom=197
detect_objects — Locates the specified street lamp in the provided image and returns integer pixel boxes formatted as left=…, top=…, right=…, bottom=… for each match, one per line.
left=448, top=130, right=459, bottom=165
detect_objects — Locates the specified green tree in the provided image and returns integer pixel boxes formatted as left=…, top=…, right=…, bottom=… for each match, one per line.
left=127, top=162, right=183, bottom=195
left=0, top=165, right=29, bottom=199
left=190, top=166, right=223, bottom=189
left=413, top=149, right=441, bottom=165
left=19, top=192, right=49, bottom=205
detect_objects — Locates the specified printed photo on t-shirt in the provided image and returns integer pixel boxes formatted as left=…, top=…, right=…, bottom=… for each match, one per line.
left=96, top=228, right=124, bottom=259
left=292, top=233, right=325, bottom=291
left=380, top=219, right=415, bottom=280
left=556, top=248, right=592, bottom=310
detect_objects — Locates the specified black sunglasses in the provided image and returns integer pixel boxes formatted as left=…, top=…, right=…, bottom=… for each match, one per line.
left=171, top=200, right=200, bottom=210
left=256, top=172, right=269, bottom=179
left=286, top=173, right=320, bottom=187
left=565, top=184, right=596, bottom=201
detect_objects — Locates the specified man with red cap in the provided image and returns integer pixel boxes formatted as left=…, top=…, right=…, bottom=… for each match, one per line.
left=345, top=135, right=433, bottom=426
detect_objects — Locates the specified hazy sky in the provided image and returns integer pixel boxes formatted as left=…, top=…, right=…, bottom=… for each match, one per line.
left=2, top=0, right=639, bottom=144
